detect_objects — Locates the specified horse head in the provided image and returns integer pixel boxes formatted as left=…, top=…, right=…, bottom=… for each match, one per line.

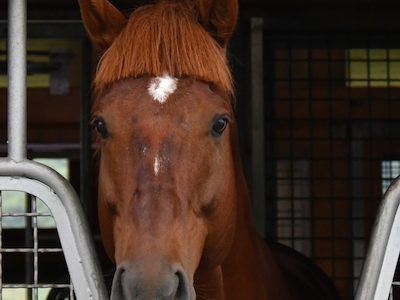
left=78, top=1, right=240, bottom=299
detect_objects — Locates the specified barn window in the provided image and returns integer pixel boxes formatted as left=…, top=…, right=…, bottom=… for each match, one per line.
left=382, top=160, right=400, bottom=194
left=346, top=49, right=400, bottom=87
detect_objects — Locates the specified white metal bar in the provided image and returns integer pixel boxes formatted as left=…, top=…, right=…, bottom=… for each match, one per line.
left=0, top=249, right=62, bottom=253
left=355, top=175, right=400, bottom=300
left=32, top=195, right=38, bottom=300
left=7, top=0, right=27, bottom=161
left=0, top=160, right=108, bottom=300
left=1, top=212, right=51, bottom=217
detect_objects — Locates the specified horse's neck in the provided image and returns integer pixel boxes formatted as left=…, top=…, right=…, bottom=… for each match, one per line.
left=218, top=131, right=295, bottom=300
left=194, top=266, right=225, bottom=300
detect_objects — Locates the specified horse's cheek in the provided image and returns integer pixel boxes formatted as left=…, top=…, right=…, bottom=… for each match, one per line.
left=98, top=196, right=116, bottom=262
left=199, top=212, right=236, bottom=270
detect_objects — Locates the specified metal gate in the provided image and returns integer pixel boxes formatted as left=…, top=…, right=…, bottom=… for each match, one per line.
left=241, top=13, right=400, bottom=300
left=261, top=29, right=400, bottom=299
left=0, top=1, right=107, bottom=299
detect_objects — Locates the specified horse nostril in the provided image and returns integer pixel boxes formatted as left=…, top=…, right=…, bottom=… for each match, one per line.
left=110, top=265, right=126, bottom=300
left=174, top=269, right=190, bottom=299
left=159, top=267, right=190, bottom=300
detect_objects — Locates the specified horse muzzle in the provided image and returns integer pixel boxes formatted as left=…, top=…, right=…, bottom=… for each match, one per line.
left=110, top=260, right=194, bottom=300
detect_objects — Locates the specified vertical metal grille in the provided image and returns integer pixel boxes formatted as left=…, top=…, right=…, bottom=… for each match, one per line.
left=0, top=190, right=74, bottom=299
left=264, top=32, right=400, bottom=299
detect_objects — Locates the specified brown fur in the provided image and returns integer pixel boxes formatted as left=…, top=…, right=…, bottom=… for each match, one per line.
left=197, top=0, right=238, bottom=45
left=78, top=0, right=127, bottom=50
left=94, top=1, right=233, bottom=96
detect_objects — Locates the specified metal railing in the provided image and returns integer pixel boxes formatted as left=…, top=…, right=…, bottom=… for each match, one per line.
left=356, top=175, right=400, bottom=300
left=0, top=0, right=107, bottom=299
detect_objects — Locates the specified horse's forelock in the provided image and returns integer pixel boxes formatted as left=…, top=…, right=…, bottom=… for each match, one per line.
left=93, top=1, right=233, bottom=97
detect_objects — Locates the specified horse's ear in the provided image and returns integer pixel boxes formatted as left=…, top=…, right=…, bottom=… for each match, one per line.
left=197, top=0, right=238, bottom=48
left=78, top=0, right=127, bottom=51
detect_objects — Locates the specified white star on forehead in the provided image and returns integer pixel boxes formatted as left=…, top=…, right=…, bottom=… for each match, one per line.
left=148, top=73, right=178, bottom=103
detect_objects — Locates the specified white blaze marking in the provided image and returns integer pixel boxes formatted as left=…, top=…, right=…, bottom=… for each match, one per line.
left=154, top=156, right=160, bottom=176
left=148, top=74, right=178, bottom=103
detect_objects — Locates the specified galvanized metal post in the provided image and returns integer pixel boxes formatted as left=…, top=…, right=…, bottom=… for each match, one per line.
left=355, top=176, right=400, bottom=300
left=251, top=18, right=266, bottom=238
left=7, top=0, right=27, bottom=161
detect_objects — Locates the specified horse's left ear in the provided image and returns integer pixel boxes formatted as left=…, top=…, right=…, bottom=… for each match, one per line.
left=197, top=0, right=238, bottom=48
left=78, top=0, right=127, bottom=51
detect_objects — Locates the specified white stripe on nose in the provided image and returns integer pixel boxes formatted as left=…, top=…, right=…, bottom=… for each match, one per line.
left=154, top=156, right=160, bottom=176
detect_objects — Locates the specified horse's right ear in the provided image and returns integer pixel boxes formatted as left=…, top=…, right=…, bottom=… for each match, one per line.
left=78, top=0, right=127, bottom=51
left=197, top=0, right=238, bottom=48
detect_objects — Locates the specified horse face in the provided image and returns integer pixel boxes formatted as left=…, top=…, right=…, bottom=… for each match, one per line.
left=93, top=77, right=237, bottom=299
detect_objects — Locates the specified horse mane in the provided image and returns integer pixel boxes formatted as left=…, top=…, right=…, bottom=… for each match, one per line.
left=94, top=1, right=233, bottom=96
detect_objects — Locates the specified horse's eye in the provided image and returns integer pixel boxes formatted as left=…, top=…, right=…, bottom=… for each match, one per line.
left=94, top=118, right=109, bottom=139
left=211, top=116, right=229, bottom=137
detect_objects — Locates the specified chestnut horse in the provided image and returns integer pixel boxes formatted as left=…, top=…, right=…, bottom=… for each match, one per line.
left=78, top=0, right=340, bottom=299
